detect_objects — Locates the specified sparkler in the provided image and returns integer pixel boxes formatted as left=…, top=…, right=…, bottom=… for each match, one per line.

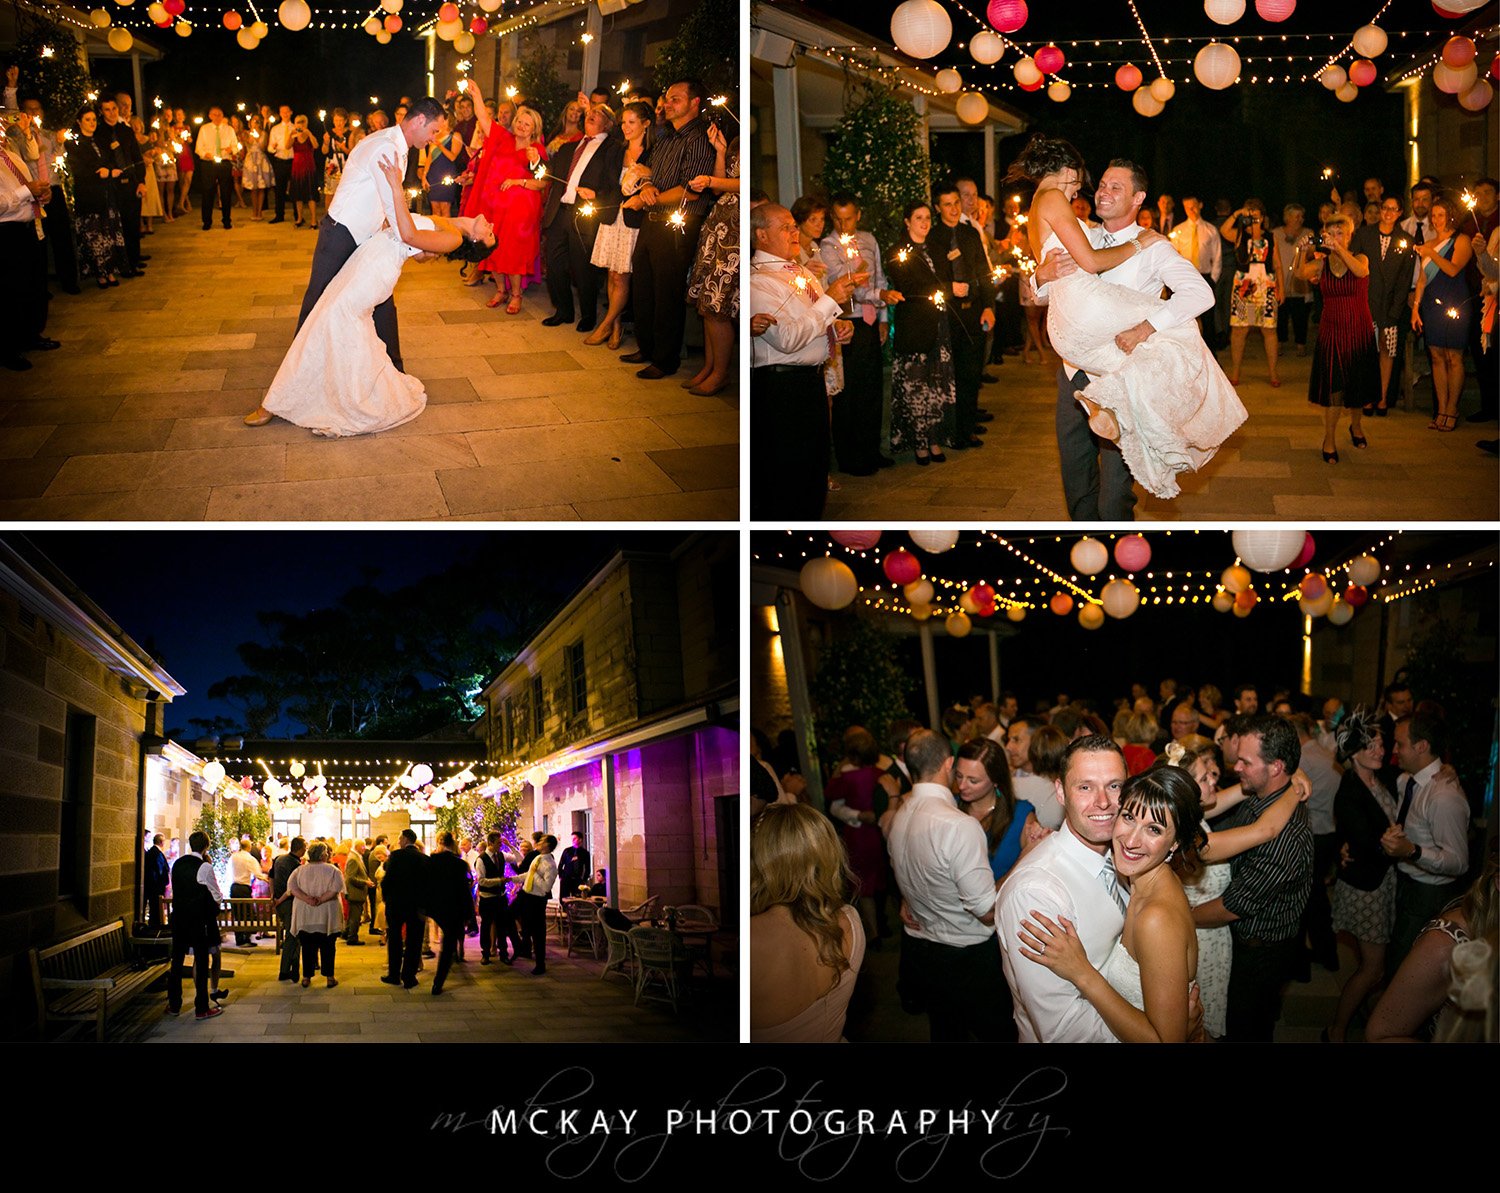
left=836, top=232, right=862, bottom=314
left=1397, top=238, right=1409, bottom=251
left=1461, top=189, right=1479, bottom=232
left=931, top=290, right=946, bottom=308
left=153, top=97, right=163, bottom=109
left=505, top=86, right=518, bottom=100
left=531, top=161, right=566, bottom=184
left=318, top=109, right=327, bottom=121
left=41, top=45, right=54, bottom=59
left=767, top=273, right=811, bottom=318
left=708, top=95, right=738, bottom=124
left=618, top=80, right=630, bottom=95
left=1447, top=307, right=1461, bottom=319
left=86, top=91, right=97, bottom=103
left=580, top=32, right=593, bottom=44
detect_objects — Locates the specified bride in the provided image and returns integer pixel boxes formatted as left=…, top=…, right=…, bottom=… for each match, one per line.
left=244, top=160, right=496, bottom=436
left=1010, top=135, right=1246, bottom=499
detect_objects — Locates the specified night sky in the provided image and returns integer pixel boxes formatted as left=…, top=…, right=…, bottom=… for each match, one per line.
left=10, top=530, right=696, bottom=736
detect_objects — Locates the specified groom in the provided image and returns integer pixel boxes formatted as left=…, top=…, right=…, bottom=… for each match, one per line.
left=1034, top=160, right=1214, bottom=520
left=295, top=97, right=445, bottom=371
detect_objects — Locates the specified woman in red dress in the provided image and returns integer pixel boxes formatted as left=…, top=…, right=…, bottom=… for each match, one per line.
left=459, top=79, right=548, bottom=314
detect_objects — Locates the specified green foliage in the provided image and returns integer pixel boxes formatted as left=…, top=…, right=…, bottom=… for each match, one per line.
left=435, top=785, right=525, bottom=853
left=11, top=13, right=103, bottom=130
left=192, top=803, right=273, bottom=872
left=809, top=618, right=913, bottom=772
left=819, top=78, right=932, bottom=254
left=653, top=0, right=737, bottom=99
left=517, top=40, right=575, bottom=134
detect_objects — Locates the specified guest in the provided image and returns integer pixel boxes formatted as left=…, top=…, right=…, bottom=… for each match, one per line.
left=1358, top=195, right=1416, bottom=415
left=270, top=836, right=306, bottom=982
left=540, top=98, right=617, bottom=332
left=930, top=182, right=994, bottom=451
left=100, top=95, right=146, bottom=273
left=287, top=115, right=318, bottom=227
left=241, top=113, right=274, bottom=221
left=825, top=726, right=892, bottom=942
left=1169, top=195, right=1224, bottom=349
left=20, top=100, right=79, bottom=292
left=506, top=833, right=558, bottom=976
left=1296, top=213, right=1375, bottom=462
left=460, top=79, right=545, bottom=313
left=172, top=110, right=194, bottom=215
left=546, top=98, right=584, bottom=157
left=132, top=116, right=165, bottom=233
left=1156, top=193, right=1176, bottom=234
left=0, top=116, right=51, bottom=372
left=266, top=103, right=294, bottom=220
left=791, top=195, right=827, bottom=277
left=423, top=108, right=463, bottom=217
left=1223, top=203, right=1283, bottom=387
left=380, top=828, right=430, bottom=989
left=1136, top=207, right=1156, bottom=230
left=143, top=834, right=170, bottom=928
left=68, top=109, right=127, bottom=289
left=342, top=839, right=371, bottom=945
left=1411, top=196, right=1475, bottom=433
left=682, top=124, right=738, bottom=396
left=1120, top=710, right=1160, bottom=775
left=1272, top=204, right=1313, bottom=355
left=287, top=842, right=345, bottom=988
left=585, top=99, right=653, bottom=351
left=884, top=201, right=954, bottom=465
left=426, top=832, right=474, bottom=995
left=194, top=106, right=239, bottom=230
left=955, top=737, right=1031, bottom=885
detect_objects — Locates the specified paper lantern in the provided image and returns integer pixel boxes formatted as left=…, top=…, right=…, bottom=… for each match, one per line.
left=1292, top=533, right=1316, bottom=569
left=1019, top=77, right=1045, bottom=92
left=904, top=579, right=934, bottom=606
left=1299, top=574, right=1328, bottom=603
left=935, top=68, right=963, bottom=94
left=289, top=761, right=305, bottom=778
left=1049, top=592, right=1074, bottom=616
left=1232, top=529, right=1306, bottom=572
left=1491, top=55, right=1499, bottom=81
left=154, top=16, right=173, bottom=26
left=411, top=763, right=434, bottom=787
left=362, top=784, right=381, bottom=800
left=380, top=0, right=402, bottom=10
left=1346, top=553, right=1380, bottom=586
left=1006, top=605, right=1026, bottom=622
left=107, top=26, right=134, bottom=50
left=90, top=8, right=111, bottom=26
left=438, top=1, right=459, bottom=19
left=1326, top=599, right=1354, bottom=627
left=909, top=529, right=959, bottom=554
left=1149, top=77, right=1176, bottom=102
left=1100, top=578, right=1140, bottom=619
left=1212, top=590, right=1234, bottom=613
left=1070, top=537, right=1110, bottom=575
left=1221, top=565, right=1251, bottom=594
left=890, top=0, right=952, bottom=60
left=435, top=18, right=462, bottom=40
left=945, top=611, right=972, bottom=638
left=376, top=30, right=392, bottom=43
left=1335, top=82, right=1359, bottom=103
left=1194, top=43, right=1240, bottom=90
left=1344, top=584, right=1369, bottom=607
left=1319, top=65, right=1346, bottom=90
left=278, top=0, right=310, bottom=29
left=1035, top=44, right=1065, bottom=75
left=1114, top=534, right=1151, bottom=571
left=147, top=2, right=166, bottom=20
left=972, top=583, right=996, bottom=607
left=1234, top=587, right=1258, bottom=611
left=960, top=590, right=982, bottom=615
left=1443, top=36, right=1476, bottom=69
left=1232, top=602, right=1252, bottom=619
left=986, top=0, right=1027, bottom=33
left=175, top=19, right=190, bottom=35
left=1433, top=61, right=1478, bottom=94
left=384, top=14, right=402, bottom=31
left=313, top=773, right=327, bottom=788
left=882, top=548, right=921, bottom=585
left=301, top=777, right=316, bottom=793
left=478, top=0, right=502, bottom=9
left=974, top=600, right=997, bottom=619
left=955, top=92, right=989, bottom=124
left=1352, top=24, right=1387, bottom=58
left=363, top=16, right=381, bottom=33
left=1433, top=0, right=1485, bottom=12
left=1349, top=59, right=1377, bottom=87
left=1047, top=81, right=1072, bottom=103
left=1078, top=604, right=1105, bottom=631
left=1132, top=88, right=1165, bottom=117
left=800, top=557, right=858, bottom=609
left=1013, top=57, right=1042, bottom=86
left=969, top=31, right=1003, bottom=65
left=830, top=530, right=881, bottom=550
left=1254, top=0, right=1295, bottom=20
left=250, top=18, right=267, bottom=35
left=1459, top=80, right=1494, bottom=111
left=1115, top=63, right=1142, bottom=91
left=1203, top=0, right=1245, bottom=24
left=469, top=16, right=488, bottom=35
left=235, top=26, right=257, bottom=48
left=909, top=603, right=933, bottom=621
left=201, top=761, right=226, bottom=787
left=454, top=31, right=476, bottom=52
left=1299, top=589, right=1334, bottom=618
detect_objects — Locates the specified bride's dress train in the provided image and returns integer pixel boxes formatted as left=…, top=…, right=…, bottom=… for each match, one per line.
left=1043, top=232, right=1247, bottom=499
left=262, top=224, right=429, bottom=437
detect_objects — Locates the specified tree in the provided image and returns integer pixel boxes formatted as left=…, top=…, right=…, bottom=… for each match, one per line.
left=653, top=0, right=737, bottom=99
left=436, top=785, right=525, bottom=853
left=819, top=78, right=932, bottom=254
left=516, top=40, right=574, bottom=132
left=11, top=11, right=105, bottom=130
left=809, top=617, right=914, bottom=772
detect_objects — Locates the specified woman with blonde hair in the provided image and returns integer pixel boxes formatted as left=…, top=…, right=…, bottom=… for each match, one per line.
left=287, top=842, right=346, bottom=989
left=750, top=802, right=865, bottom=1042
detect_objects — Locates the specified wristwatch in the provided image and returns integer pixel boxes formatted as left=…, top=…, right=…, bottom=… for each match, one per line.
left=1409, top=843, right=1423, bottom=864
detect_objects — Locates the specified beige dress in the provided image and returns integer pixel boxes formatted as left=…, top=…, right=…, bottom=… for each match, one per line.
left=751, top=906, right=866, bottom=1043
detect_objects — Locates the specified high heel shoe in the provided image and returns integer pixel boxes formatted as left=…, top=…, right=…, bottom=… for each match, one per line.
left=582, top=324, right=611, bottom=346
left=1437, top=414, right=1457, bottom=432
left=1322, top=448, right=1340, bottom=463
left=1351, top=429, right=1368, bottom=448
left=608, top=324, right=622, bottom=351
left=244, top=407, right=274, bottom=427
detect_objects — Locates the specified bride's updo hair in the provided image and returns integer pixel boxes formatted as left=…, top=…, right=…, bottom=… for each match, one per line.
left=1119, top=764, right=1207, bottom=881
left=445, top=236, right=493, bottom=264
left=1004, top=133, right=1089, bottom=188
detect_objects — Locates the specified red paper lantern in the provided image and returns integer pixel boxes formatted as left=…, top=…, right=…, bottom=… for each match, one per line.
left=1344, top=584, right=1369, bottom=607
left=384, top=14, right=402, bottom=31
left=1234, top=588, right=1258, bottom=611
left=1442, top=36, right=1476, bottom=69
left=1114, top=533, right=1151, bottom=572
left=1491, top=55, right=1499, bottom=81
left=1049, top=592, right=1074, bottom=616
left=986, top=0, right=1028, bottom=34
left=882, top=548, right=921, bottom=586
left=974, top=601, right=996, bottom=618
left=1291, top=532, right=1316, bottom=569
left=1432, top=3, right=1466, bottom=18
left=1115, top=63, right=1143, bottom=91
left=830, top=530, right=882, bottom=550
left=1254, top=0, right=1296, bottom=21
left=438, top=2, right=460, bottom=21
left=972, top=582, right=996, bottom=606
left=1034, top=44, right=1065, bottom=74
left=223, top=10, right=242, bottom=29
left=1349, top=59, right=1377, bottom=87
left=155, top=17, right=172, bottom=26
left=164, top=0, right=184, bottom=13
left=1020, top=77, right=1045, bottom=91
left=470, top=16, right=488, bottom=34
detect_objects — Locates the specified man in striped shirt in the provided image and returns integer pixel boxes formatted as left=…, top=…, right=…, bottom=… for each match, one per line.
left=1192, top=714, right=1313, bottom=1042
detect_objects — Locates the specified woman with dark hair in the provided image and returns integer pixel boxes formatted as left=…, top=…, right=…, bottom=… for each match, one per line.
left=954, top=737, right=1032, bottom=881
left=1007, top=134, right=1245, bottom=499
left=1411, top=195, right=1475, bottom=432
left=245, top=159, right=496, bottom=435
left=885, top=200, right=955, bottom=465
left=825, top=726, right=892, bottom=941
left=69, top=109, right=128, bottom=288
left=586, top=100, right=653, bottom=351
left=1295, top=213, right=1376, bottom=461
left=791, top=195, right=828, bottom=277
left=1223, top=202, right=1284, bottom=387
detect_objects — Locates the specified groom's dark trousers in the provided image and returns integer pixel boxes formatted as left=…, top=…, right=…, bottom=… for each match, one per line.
left=1056, top=366, right=1137, bottom=520
left=297, top=216, right=402, bottom=369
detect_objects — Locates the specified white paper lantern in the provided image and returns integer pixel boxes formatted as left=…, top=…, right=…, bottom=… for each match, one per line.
left=909, top=603, right=933, bottom=621
left=201, top=761, right=226, bottom=787
left=1319, top=65, right=1347, bottom=90
left=945, top=610, right=972, bottom=638
left=376, top=30, right=392, bottom=43
left=903, top=578, right=935, bottom=606
left=1070, top=537, right=1110, bottom=575
left=909, top=529, right=960, bottom=554
left=454, top=31, right=476, bottom=53
left=90, top=8, right=111, bottom=26
left=380, top=0, right=402, bottom=10
left=1132, top=87, right=1165, bottom=116
left=1047, top=81, right=1072, bottom=103
left=1212, top=590, right=1234, bottom=613
left=250, top=19, right=267, bottom=35
left=1352, top=24, right=1387, bottom=58
left=278, top=0, right=310, bottom=30
left=362, top=784, right=381, bottom=800
left=800, top=556, right=858, bottom=609
left=411, top=763, right=434, bottom=787
left=477, top=0, right=501, bottom=9
left=302, top=777, right=317, bottom=792
left=1148, top=77, right=1176, bottom=102
left=1221, top=565, right=1251, bottom=594
left=1433, top=61, right=1477, bottom=95
left=436, top=17, right=463, bottom=40
left=969, top=31, right=1003, bottom=65
left=1194, top=42, right=1240, bottom=90
left=289, top=760, right=305, bottom=778
left=1012, top=56, right=1042, bottom=86
left=1203, top=0, right=1245, bottom=24
left=960, top=591, right=981, bottom=614
left=890, top=0, right=952, bottom=61
left=399, top=772, right=418, bottom=789
left=264, top=779, right=283, bottom=799
left=313, top=773, right=327, bottom=788
left=935, top=68, right=963, bottom=94
left=236, top=25, right=259, bottom=49
left=107, top=27, right=134, bottom=51
left=1433, top=0, right=1489, bottom=11
left=1335, top=82, right=1359, bottom=103
left=1459, top=80, right=1494, bottom=111
left=147, top=2, right=166, bottom=21
left=1346, top=554, right=1381, bottom=586
left=1326, top=599, right=1354, bottom=626
left=1231, top=529, right=1306, bottom=573
left=363, top=15, right=381, bottom=33
left=175, top=19, right=191, bottom=35
left=1299, top=589, right=1335, bottom=618
left=955, top=92, right=989, bottom=125
left=1078, top=604, right=1105, bottom=631
left=1100, top=578, right=1140, bottom=619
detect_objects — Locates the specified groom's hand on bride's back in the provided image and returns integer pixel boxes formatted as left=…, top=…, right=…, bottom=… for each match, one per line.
left=1135, top=229, right=1168, bottom=251
left=1034, top=250, right=1076, bottom=286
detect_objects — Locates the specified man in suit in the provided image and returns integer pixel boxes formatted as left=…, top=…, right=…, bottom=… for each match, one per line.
left=930, top=183, right=995, bottom=452
left=506, top=834, right=559, bottom=976
left=474, top=830, right=512, bottom=965
left=541, top=102, right=619, bottom=332
left=143, top=833, right=169, bottom=928
left=556, top=832, right=591, bottom=899
left=342, top=839, right=371, bottom=945
left=166, top=832, right=223, bottom=1020
left=426, top=832, right=474, bottom=995
left=101, top=95, right=147, bottom=274
left=379, top=828, right=430, bottom=989
left=270, top=836, right=305, bottom=982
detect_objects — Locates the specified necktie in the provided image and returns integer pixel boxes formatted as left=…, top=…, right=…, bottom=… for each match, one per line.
left=1100, top=229, right=1117, bottom=248
left=1189, top=222, right=1200, bottom=270
left=1413, top=222, right=1425, bottom=247
left=1099, top=855, right=1126, bottom=914
left=1396, top=777, right=1417, bottom=826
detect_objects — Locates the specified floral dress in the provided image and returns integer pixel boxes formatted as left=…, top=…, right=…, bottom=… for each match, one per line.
left=1231, top=236, right=1278, bottom=328
left=322, top=130, right=351, bottom=200
left=886, top=242, right=955, bottom=454
left=687, top=137, right=739, bottom=319
left=242, top=128, right=274, bottom=190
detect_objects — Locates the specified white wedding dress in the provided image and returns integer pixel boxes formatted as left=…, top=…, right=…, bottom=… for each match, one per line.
left=262, top=218, right=434, bottom=437
left=1042, top=230, right=1247, bottom=499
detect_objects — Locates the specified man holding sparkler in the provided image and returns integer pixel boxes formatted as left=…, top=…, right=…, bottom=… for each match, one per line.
left=540, top=99, right=619, bottom=332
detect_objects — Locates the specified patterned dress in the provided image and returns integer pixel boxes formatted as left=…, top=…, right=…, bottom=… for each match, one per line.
left=1230, top=236, right=1278, bottom=328
left=687, top=138, right=739, bottom=319
left=887, top=242, right=955, bottom=454
left=242, top=129, right=275, bottom=189
left=591, top=161, right=643, bottom=273
left=1307, top=265, right=1379, bottom=407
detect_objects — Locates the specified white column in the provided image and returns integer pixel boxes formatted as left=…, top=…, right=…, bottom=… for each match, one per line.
left=920, top=622, right=940, bottom=730
left=776, top=589, right=822, bottom=807
left=983, top=121, right=996, bottom=200
left=988, top=631, right=1000, bottom=703
left=581, top=6, right=603, bottom=95
left=130, top=52, right=143, bottom=117
left=772, top=60, right=802, bottom=205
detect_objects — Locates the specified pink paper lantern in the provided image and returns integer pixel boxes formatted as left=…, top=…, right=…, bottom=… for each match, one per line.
left=1035, top=44, right=1065, bottom=74
left=972, top=582, right=996, bottom=606
left=1049, top=592, right=1074, bottom=616
left=1490, top=55, right=1498, bottom=80
left=1114, top=533, right=1151, bottom=572
left=438, top=2, right=459, bottom=21
left=1234, top=588, right=1258, bottom=611
left=1432, top=3, right=1466, bottom=18
left=1292, top=532, right=1316, bottom=569
left=1344, top=584, right=1369, bottom=607
left=1442, top=36, right=1476, bottom=69
left=830, top=530, right=882, bottom=550
left=986, top=0, right=1028, bottom=34
left=1254, top=0, right=1295, bottom=21
left=384, top=14, right=402, bottom=31
left=1020, top=77, right=1045, bottom=92
left=882, top=548, right=921, bottom=586
left=1349, top=59, right=1377, bottom=87
left=164, top=0, right=184, bottom=13
left=470, top=16, right=488, bottom=34
left=1115, top=63, right=1143, bottom=91
left=1299, top=573, right=1328, bottom=601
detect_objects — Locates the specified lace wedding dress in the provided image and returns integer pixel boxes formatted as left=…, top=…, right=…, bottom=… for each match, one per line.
left=1043, top=231, right=1247, bottom=499
left=262, top=219, right=432, bottom=437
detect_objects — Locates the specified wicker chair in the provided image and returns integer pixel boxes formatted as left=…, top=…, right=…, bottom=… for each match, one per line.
left=564, top=898, right=603, bottom=959
left=628, top=925, right=692, bottom=1012
left=621, top=894, right=660, bottom=925
left=599, top=907, right=635, bottom=984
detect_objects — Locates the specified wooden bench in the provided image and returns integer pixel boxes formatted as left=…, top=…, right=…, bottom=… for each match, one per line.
left=162, top=895, right=284, bottom=952
left=28, top=917, right=171, bottom=1042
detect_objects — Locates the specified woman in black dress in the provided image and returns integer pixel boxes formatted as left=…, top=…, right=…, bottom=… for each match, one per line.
left=69, top=109, right=128, bottom=288
left=1295, top=213, right=1377, bottom=462
left=885, top=202, right=955, bottom=465
left=1361, top=195, right=1416, bottom=415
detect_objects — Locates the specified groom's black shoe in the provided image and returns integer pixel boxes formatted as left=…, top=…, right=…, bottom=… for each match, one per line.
left=541, top=314, right=570, bottom=327
left=268, top=216, right=285, bottom=224
left=618, top=351, right=647, bottom=364
left=576, top=321, right=596, bottom=334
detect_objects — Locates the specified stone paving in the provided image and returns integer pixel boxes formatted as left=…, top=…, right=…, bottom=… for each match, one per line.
left=1, top=214, right=739, bottom=521
left=824, top=348, right=1498, bottom=522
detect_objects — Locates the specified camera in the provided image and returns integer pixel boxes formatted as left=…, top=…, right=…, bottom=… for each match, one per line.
left=1236, top=213, right=1257, bottom=229
left=1309, top=232, right=1327, bottom=257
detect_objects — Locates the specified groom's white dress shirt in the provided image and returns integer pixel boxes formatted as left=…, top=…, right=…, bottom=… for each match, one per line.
left=996, top=822, right=1127, bottom=1043
left=328, top=125, right=408, bottom=244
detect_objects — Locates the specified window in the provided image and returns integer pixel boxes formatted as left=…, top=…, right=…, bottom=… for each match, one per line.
left=531, top=674, right=545, bottom=737
left=566, top=640, right=587, bottom=720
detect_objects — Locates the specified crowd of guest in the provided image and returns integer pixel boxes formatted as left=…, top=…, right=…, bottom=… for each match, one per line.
left=750, top=676, right=1492, bottom=1044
